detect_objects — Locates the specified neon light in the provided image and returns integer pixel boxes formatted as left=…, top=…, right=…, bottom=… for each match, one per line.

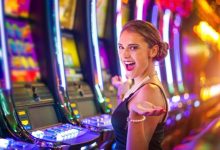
left=173, top=28, right=184, bottom=92
left=171, top=95, right=180, bottom=103
left=151, top=5, right=159, bottom=28
left=89, top=142, right=97, bottom=148
left=91, top=0, right=104, bottom=90
left=0, top=1, right=10, bottom=90
left=174, top=15, right=181, bottom=27
left=54, top=0, right=66, bottom=90
left=95, top=84, right=105, bottom=103
left=163, top=9, right=174, bottom=94
left=0, top=90, right=10, bottom=115
left=116, top=0, right=126, bottom=81
left=194, top=100, right=200, bottom=107
left=135, top=0, right=144, bottom=20
left=194, top=21, right=220, bottom=49
left=175, top=113, right=182, bottom=121
left=201, top=84, right=220, bottom=100
left=151, top=4, right=162, bottom=81
left=173, top=15, right=184, bottom=93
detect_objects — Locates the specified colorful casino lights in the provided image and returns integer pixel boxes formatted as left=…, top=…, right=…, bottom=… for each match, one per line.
left=156, top=0, right=193, bottom=17
left=135, top=0, right=144, bottom=20
left=193, top=21, right=220, bottom=50
left=91, top=0, right=104, bottom=90
left=163, top=9, right=175, bottom=94
left=53, top=0, right=67, bottom=91
left=200, top=84, right=220, bottom=101
left=0, top=1, right=10, bottom=90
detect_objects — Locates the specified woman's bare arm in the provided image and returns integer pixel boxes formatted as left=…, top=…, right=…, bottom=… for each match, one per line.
left=127, top=84, right=166, bottom=150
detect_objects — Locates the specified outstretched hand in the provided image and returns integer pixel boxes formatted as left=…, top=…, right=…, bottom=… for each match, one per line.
left=111, top=75, right=131, bottom=100
left=131, top=101, right=166, bottom=116
left=111, top=75, right=123, bottom=89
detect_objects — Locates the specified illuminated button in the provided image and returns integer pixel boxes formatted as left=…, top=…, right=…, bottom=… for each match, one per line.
left=71, top=103, right=76, bottom=108
left=45, top=128, right=56, bottom=134
left=106, top=109, right=111, bottom=113
left=107, top=104, right=112, bottom=108
left=101, top=114, right=110, bottom=119
left=32, top=130, right=44, bottom=139
left=0, top=139, right=10, bottom=148
left=73, top=110, right=79, bottom=115
left=21, top=120, right=29, bottom=125
left=105, top=98, right=110, bottom=103
left=18, top=111, right=26, bottom=116
left=24, top=125, right=31, bottom=130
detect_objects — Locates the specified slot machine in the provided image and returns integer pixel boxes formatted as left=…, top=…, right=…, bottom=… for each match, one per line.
left=152, top=0, right=197, bottom=128
left=1, top=2, right=40, bottom=148
left=1, top=0, right=100, bottom=149
left=59, top=0, right=115, bottom=136
left=95, top=0, right=119, bottom=112
left=1, top=30, right=39, bottom=149
left=146, top=1, right=198, bottom=148
left=0, top=138, right=38, bottom=150
left=0, top=97, right=38, bottom=150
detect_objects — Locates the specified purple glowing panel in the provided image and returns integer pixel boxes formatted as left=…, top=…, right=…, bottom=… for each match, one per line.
left=99, top=42, right=109, bottom=69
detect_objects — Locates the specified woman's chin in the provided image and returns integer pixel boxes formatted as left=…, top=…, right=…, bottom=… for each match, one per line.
left=126, top=73, right=135, bottom=79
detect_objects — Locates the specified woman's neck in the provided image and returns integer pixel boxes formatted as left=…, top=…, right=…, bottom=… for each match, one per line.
left=133, top=63, right=156, bottom=85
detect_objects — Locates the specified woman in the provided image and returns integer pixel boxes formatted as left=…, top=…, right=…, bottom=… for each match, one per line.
left=111, top=20, right=169, bottom=150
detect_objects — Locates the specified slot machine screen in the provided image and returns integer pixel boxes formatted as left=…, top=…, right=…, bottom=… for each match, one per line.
left=62, top=36, right=82, bottom=81
left=59, top=0, right=77, bottom=29
left=28, top=105, right=59, bottom=129
left=96, top=0, right=108, bottom=38
left=5, top=19, right=40, bottom=83
left=4, top=0, right=31, bottom=18
left=76, top=100, right=97, bottom=118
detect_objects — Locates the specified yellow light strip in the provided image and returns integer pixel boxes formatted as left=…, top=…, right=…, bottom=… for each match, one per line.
left=194, top=21, right=220, bottom=50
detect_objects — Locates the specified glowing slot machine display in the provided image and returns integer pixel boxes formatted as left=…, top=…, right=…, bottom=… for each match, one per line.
left=1, top=0, right=100, bottom=148
left=6, top=20, right=40, bottom=83
left=96, top=0, right=117, bottom=110
left=59, top=0, right=112, bottom=133
left=62, top=37, right=82, bottom=82
left=1, top=14, right=38, bottom=149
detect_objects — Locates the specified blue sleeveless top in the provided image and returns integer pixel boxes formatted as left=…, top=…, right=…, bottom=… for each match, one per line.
left=111, top=77, right=168, bottom=150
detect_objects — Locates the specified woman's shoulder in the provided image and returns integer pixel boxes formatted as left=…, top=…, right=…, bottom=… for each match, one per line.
left=133, top=83, right=164, bottom=105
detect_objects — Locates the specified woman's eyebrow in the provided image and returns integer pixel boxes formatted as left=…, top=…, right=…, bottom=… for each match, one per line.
left=127, top=44, right=139, bottom=47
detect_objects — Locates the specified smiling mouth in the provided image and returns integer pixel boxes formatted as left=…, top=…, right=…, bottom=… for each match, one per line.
left=125, top=62, right=135, bottom=71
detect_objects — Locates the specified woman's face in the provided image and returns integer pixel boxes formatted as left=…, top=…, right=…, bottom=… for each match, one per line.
left=118, top=30, right=152, bottom=80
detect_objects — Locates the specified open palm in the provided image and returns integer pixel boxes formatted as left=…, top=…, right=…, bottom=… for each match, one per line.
left=131, top=101, right=166, bottom=116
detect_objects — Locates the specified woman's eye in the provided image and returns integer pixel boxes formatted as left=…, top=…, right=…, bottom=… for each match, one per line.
left=129, top=46, right=138, bottom=51
left=118, top=45, right=124, bottom=50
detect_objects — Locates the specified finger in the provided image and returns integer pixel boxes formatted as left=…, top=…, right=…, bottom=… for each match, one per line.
left=143, top=108, right=166, bottom=116
left=117, top=76, right=122, bottom=81
left=138, top=108, right=155, bottom=115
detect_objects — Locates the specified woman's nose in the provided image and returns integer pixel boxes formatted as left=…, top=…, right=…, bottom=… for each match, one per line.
left=122, top=49, right=131, bottom=58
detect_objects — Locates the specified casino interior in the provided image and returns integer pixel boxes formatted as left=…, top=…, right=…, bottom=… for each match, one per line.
left=0, top=0, right=220, bottom=149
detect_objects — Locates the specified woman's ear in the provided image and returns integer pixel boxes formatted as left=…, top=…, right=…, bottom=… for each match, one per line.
left=149, top=45, right=159, bottom=58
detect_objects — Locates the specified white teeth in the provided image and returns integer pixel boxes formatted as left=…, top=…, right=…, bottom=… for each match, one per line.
left=124, top=61, right=134, bottom=65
